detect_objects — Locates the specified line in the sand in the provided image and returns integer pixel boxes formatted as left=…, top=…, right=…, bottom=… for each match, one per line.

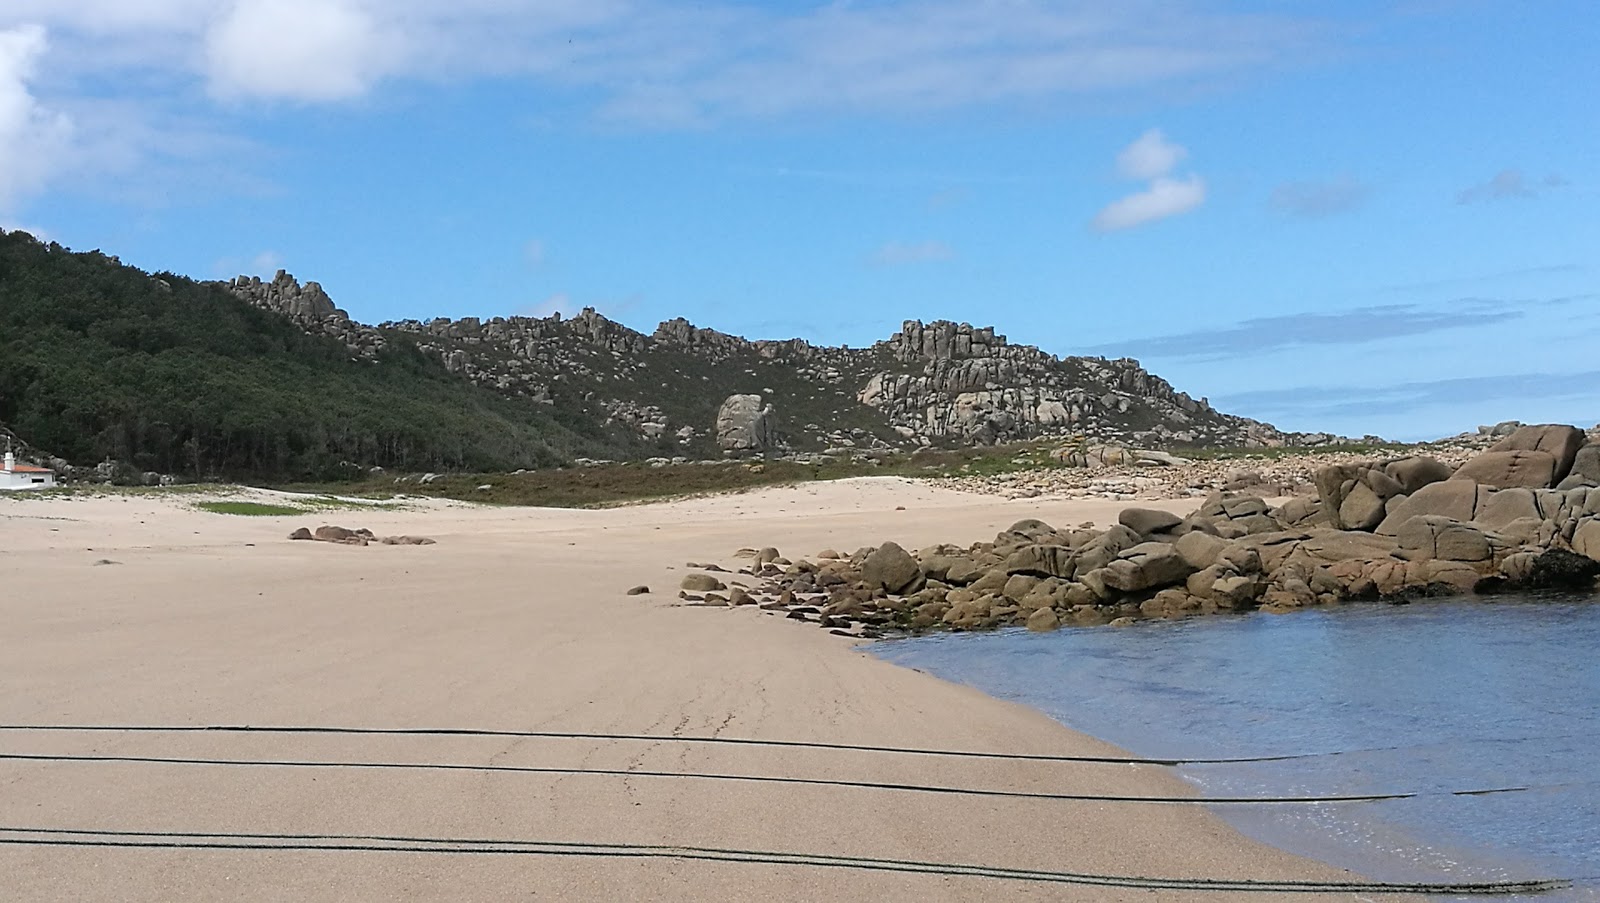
left=0, top=723, right=1416, bottom=766
left=0, top=826, right=1569, bottom=895
left=0, top=751, right=1532, bottom=805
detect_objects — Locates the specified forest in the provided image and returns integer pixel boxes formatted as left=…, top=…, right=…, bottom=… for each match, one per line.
left=0, top=229, right=631, bottom=480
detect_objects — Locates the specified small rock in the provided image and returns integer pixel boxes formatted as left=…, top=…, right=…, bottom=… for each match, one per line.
left=626, top=585, right=651, bottom=596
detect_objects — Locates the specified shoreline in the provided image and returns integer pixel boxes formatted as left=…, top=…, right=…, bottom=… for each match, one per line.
left=0, top=479, right=1488, bottom=900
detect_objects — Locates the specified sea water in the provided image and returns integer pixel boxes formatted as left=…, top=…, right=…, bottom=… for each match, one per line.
left=873, top=592, right=1600, bottom=901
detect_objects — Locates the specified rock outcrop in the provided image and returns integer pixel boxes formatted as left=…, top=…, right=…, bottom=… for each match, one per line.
left=715, top=395, right=778, bottom=453
left=214, top=272, right=1349, bottom=459
left=675, top=426, right=1600, bottom=638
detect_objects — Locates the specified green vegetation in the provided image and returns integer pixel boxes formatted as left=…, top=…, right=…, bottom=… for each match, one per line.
left=0, top=230, right=634, bottom=481
left=194, top=500, right=306, bottom=516
left=1178, top=442, right=1409, bottom=461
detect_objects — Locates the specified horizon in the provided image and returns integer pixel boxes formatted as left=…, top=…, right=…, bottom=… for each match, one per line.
left=2, top=1, right=1595, bottom=442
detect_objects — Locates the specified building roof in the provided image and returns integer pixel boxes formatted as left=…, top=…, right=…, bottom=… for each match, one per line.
left=7, top=464, right=52, bottom=473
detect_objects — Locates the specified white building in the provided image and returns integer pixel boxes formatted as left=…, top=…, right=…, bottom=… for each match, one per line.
left=0, top=451, right=55, bottom=490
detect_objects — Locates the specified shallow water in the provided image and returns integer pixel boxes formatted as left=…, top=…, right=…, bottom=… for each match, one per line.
left=873, top=593, right=1600, bottom=901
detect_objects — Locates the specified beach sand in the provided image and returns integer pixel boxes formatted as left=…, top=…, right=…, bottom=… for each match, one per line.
left=0, top=479, right=1406, bottom=901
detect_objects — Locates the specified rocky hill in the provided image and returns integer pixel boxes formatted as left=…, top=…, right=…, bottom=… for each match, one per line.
left=221, top=269, right=1347, bottom=462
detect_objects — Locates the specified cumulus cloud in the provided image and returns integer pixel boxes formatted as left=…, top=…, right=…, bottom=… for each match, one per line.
left=870, top=240, right=954, bottom=266
left=1115, top=129, right=1187, bottom=180
left=205, top=0, right=399, bottom=102
left=1456, top=168, right=1572, bottom=205
left=1270, top=174, right=1368, bottom=218
left=1092, top=130, right=1205, bottom=232
left=0, top=25, right=73, bottom=211
left=1092, top=175, right=1205, bottom=232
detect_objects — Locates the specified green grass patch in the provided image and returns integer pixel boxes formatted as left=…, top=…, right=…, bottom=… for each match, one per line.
left=194, top=500, right=306, bottom=516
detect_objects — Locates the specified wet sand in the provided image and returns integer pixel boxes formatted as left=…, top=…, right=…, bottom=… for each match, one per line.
left=0, top=479, right=1408, bottom=901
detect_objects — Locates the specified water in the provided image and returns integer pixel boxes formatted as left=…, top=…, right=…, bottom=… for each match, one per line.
left=873, top=593, right=1600, bottom=901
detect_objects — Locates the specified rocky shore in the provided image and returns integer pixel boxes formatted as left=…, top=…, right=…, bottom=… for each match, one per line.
left=670, top=424, right=1600, bottom=637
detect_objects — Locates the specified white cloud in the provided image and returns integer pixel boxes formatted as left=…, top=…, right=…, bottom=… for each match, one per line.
left=205, top=0, right=399, bottom=102
left=519, top=292, right=580, bottom=319
left=1456, top=168, right=1571, bottom=205
left=1115, top=129, right=1186, bottom=181
left=0, top=25, right=73, bottom=212
left=0, top=2, right=1326, bottom=211
left=870, top=240, right=954, bottom=266
left=1092, top=175, right=1206, bottom=232
left=523, top=238, right=546, bottom=268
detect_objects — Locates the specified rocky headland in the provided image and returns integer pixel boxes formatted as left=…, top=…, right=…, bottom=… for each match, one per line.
left=218, top=269, right=1352, bottom=460
left=669, top=424, right=1600, bottom=637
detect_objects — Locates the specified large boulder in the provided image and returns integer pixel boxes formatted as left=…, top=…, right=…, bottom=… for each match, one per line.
left=1385, top=456, right=1455, bottom=494
left=1103, top=542, right=1193, bottom=593
left=1451, top=450, right=1558, bottom=489
left=1574, top=518, right=1600, bottom=562
left=1394, top=516, right=1499, bottom=563
left=862, top=541, right=921, bottom=594
left=1378, top=480, right=1481, bottom=535
left=715, top=394, right=777, bottom=452
left=1487, top=424, right=1586, bottom=483
left=1558, top=445, right=1600, bottom=489
left=1004, top=544, right=1076, bottom=579
left=1119, top=507, right=1183, bottom=537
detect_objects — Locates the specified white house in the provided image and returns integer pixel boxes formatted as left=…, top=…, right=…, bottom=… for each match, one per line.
left=0, top=451, right=55, bottom=490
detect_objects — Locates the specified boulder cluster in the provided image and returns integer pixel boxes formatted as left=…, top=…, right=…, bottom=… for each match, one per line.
left=668, top=424, right=1600, bottom=637
left=288, top=525, right=436, bottom=546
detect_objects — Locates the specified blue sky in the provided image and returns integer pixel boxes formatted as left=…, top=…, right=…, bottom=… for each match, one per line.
left=1, top=1, right=1595, bottom=441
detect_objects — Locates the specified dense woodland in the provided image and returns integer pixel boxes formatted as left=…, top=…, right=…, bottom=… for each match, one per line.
left=0, top=230, right=634, bottom=479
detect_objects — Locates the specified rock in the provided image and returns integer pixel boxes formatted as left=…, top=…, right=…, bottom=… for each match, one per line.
left=1385, top=456, right=1454, bottom=494
left=1378, top=480, right=1480, bottom=534
left=626, top=585, right=651, bottom=596
left=728, top=587, right=755, bottom=606
left=1561, top=445, right=1600, bottom=488
left=1394, top=515, right=1496, bottom=562
left=1488, top=424, right=1586, bottom=483
left=1451, top=450, right=1558, bottom=489
left=1025, top=607, right=1061, bottom=632
left=715, top=394, right=778, bottom=452
left=1523, top=548, right=1600, bottom=589
left=681, top=573, right=726, bottom=592
left=1103, top=542, right=1193, bottom=593
left=1119, top=507, right=1183, bottom=536
left=1474, top=488, right=1541, bottom=530
left=862, top=541, right=920, bottom=594
left=702, top=593, right=729, bottom=606
left=1003, top=544, right=1075, bottom=579
left=1175, top=531, right=1227, bottom=570
left=288, top=527, right=313, bottom=540
left=1574, top=519, right=1600, bottom=561
left=1337, top=481, right=1388, bottom=531
left=312, top=525, right=372, bottom=545
left=378, top=535, right=436, bottom=545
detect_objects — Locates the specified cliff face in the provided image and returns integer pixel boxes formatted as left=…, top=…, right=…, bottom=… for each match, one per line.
left=219, top=270, right=1337, bottom=457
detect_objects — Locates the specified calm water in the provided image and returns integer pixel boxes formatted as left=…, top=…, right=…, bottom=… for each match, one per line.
left=873, top=593, right=1600, bottom=901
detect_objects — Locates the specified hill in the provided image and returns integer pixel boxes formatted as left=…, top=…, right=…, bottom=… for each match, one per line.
left=0, top=230, right=640, bottom=480
left=0, top=228, right=1341, bottom=481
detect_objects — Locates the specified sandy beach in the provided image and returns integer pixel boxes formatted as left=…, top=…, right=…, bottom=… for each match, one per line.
left=0, top=479, right=1414, bottom=901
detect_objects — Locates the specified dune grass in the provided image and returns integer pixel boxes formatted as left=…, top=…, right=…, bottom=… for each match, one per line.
left=194, top=500, right=307, bottom=516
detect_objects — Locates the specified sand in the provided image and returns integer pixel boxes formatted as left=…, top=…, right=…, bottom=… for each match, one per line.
left=0, top=479, right=1409, bottom=901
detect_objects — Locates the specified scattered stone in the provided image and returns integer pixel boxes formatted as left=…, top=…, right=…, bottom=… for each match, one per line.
left=680, top=573, right=727, bottom=592
left=626, top=585, right=651, bottom=596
